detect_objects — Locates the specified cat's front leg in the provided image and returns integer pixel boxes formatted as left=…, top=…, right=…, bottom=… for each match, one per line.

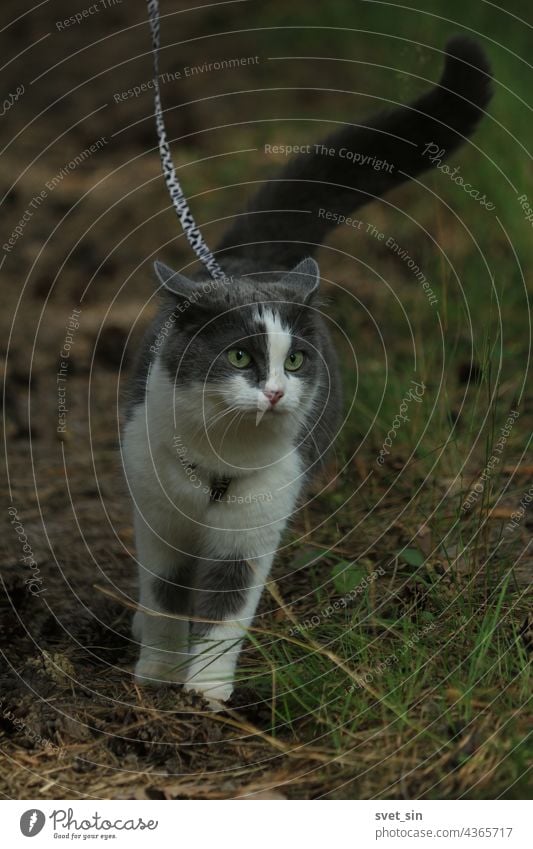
left=184, top=553, right=274, bottom=705
left=133, top=509, right=194, bottom=685
left=183, top=457, right=302, bottom=705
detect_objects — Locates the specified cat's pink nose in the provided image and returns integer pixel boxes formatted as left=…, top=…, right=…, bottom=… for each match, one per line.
left=264, top=388, right=284, bottom=406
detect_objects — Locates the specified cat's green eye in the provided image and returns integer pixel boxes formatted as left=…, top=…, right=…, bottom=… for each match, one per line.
left=285, top=351, right=305, bottom=371
left=227, top=348, right=252, bottom=369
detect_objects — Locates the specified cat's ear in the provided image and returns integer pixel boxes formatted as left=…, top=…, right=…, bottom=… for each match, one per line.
left=154, top=260, right=198, bottom=299
left=284, top=257, right=320, bottom=303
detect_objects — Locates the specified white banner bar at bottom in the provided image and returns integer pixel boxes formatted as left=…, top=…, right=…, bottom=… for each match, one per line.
left=2, top=799, right=528, bottom=848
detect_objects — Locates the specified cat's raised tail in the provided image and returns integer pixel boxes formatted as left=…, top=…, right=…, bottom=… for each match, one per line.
left=216, top=36, right=492, bottom=270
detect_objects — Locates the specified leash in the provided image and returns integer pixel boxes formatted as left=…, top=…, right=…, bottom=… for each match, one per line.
left=146, top=0, right=225, bottom=280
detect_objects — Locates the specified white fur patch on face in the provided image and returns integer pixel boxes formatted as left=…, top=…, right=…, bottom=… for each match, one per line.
left=256, top=309, right=292, bottom=422
left=263, top=309, right=292, bottom=388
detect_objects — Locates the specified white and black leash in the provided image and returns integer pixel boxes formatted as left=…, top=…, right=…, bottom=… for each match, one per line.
left=146, top=0, right=225, bottom=280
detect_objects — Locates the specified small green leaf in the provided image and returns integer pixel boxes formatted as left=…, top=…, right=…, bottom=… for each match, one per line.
left=291, top=549, right=325, bottom=570
left=400, top=547, right=425, bottom=567
left=331, top=560, right=367, bottom=594
left=419, top=610, right=435, bottom=623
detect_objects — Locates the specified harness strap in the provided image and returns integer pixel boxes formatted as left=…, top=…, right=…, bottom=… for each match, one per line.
left=209, top=477, right=232, bottom=503
left=185, top=462, right=231, bottom=503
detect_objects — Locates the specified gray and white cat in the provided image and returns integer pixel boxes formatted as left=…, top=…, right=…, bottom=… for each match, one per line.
left=122, top=37, right=492, bottom=705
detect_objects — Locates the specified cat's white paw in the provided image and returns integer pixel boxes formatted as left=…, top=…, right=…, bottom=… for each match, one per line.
left=134, top=656, right=188, bottom=686
left=183, top=680, right=233, bottom=709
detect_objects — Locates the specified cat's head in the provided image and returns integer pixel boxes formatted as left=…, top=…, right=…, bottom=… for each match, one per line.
left=153, top=257, right=332, bottom=443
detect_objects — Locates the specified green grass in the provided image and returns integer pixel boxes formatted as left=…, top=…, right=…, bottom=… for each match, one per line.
left=236, top=552, right=530, bottom=797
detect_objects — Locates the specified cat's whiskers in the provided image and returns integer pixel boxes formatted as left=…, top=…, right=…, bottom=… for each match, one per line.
left=217, top=408, right=247, bottom=454
left=293, top=398, right=339, bottom=467
left=185, top=399, right=237, bottom=441
left=204, top=403, right=243, bottom=433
